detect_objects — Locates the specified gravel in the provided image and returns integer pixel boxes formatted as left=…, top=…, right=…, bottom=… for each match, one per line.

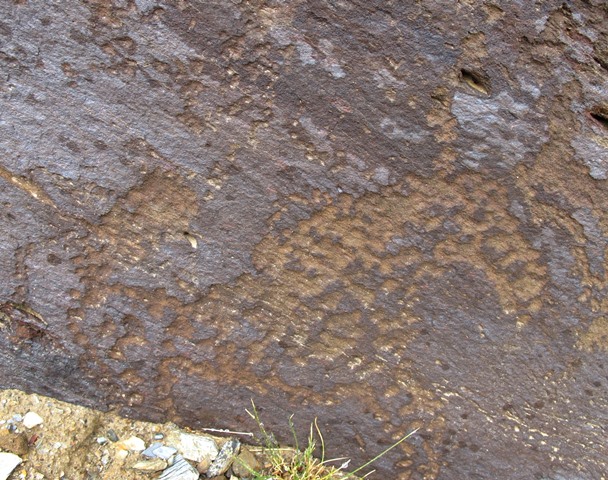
left=0, top=389, right=261, bottom=480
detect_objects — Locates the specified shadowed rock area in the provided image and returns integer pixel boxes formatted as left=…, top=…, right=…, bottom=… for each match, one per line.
left=1, top=1, right=607, bottom=478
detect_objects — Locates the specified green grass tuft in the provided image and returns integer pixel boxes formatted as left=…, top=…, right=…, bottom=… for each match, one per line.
left=243, top=400, right=419, bottom=480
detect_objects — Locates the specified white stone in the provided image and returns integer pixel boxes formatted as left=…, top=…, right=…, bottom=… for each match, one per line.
left=115, top=449, right=129, bottom=460
left=116, top=436, right=146, bottom=451
left=0, top=452, right=22, bottom=480
left=22, top=411, right=43, bottom=429
left=164, top=431, right=218, bottom=463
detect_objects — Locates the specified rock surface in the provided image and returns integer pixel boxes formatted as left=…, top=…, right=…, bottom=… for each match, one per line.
left=0, top=1, right=607, bottom=479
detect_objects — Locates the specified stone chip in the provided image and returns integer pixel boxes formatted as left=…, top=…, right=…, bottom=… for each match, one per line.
left=158, top=454, right=200, bottom=480
left=0, top=452, right=22, bottom=480
left=22, top=412, right=43, bottom=429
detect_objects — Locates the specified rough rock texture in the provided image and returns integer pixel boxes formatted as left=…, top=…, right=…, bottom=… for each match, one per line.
left=1, top=1, right=607, bottom=479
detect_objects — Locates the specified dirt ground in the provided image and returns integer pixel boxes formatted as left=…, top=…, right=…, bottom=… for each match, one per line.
left=0, top=389, right=262, bottom=480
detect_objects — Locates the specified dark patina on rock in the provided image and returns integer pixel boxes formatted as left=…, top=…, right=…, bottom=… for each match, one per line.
left=1, top=1, right=607, bottom=478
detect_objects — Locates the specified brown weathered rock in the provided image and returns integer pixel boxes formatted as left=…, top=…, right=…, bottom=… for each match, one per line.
left=0, top=430, right=28, bottom=457
left=0, top=1, right=607, bottom=479
left=231, top=447, right=261, bottom=478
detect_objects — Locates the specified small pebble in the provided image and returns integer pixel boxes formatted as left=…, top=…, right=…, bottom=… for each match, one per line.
left=11, top=414, right=23, bottom=423
left=0, top=452, right=22, bottom=480
left=107, top=429, right=119, bottom=442
left=116, top=436, right=146, bottom=452
left=196, top=455, right=212, bottom=475
left=96, top=437, right=109, bottom=445
left=132, top=458, right=168, bottom=472
left=22, top=412, right=43, bottom=429
left=142, top=442, right=161, bottom=458
left=115, top=449, right=129, bottom=460
left=155, top=445, right=178, bottom=460
left=231, top=447, right=261, bottom=477
left=154, top=433, right=165, bottom=440
left=142, top=443, right=177, bottom=460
